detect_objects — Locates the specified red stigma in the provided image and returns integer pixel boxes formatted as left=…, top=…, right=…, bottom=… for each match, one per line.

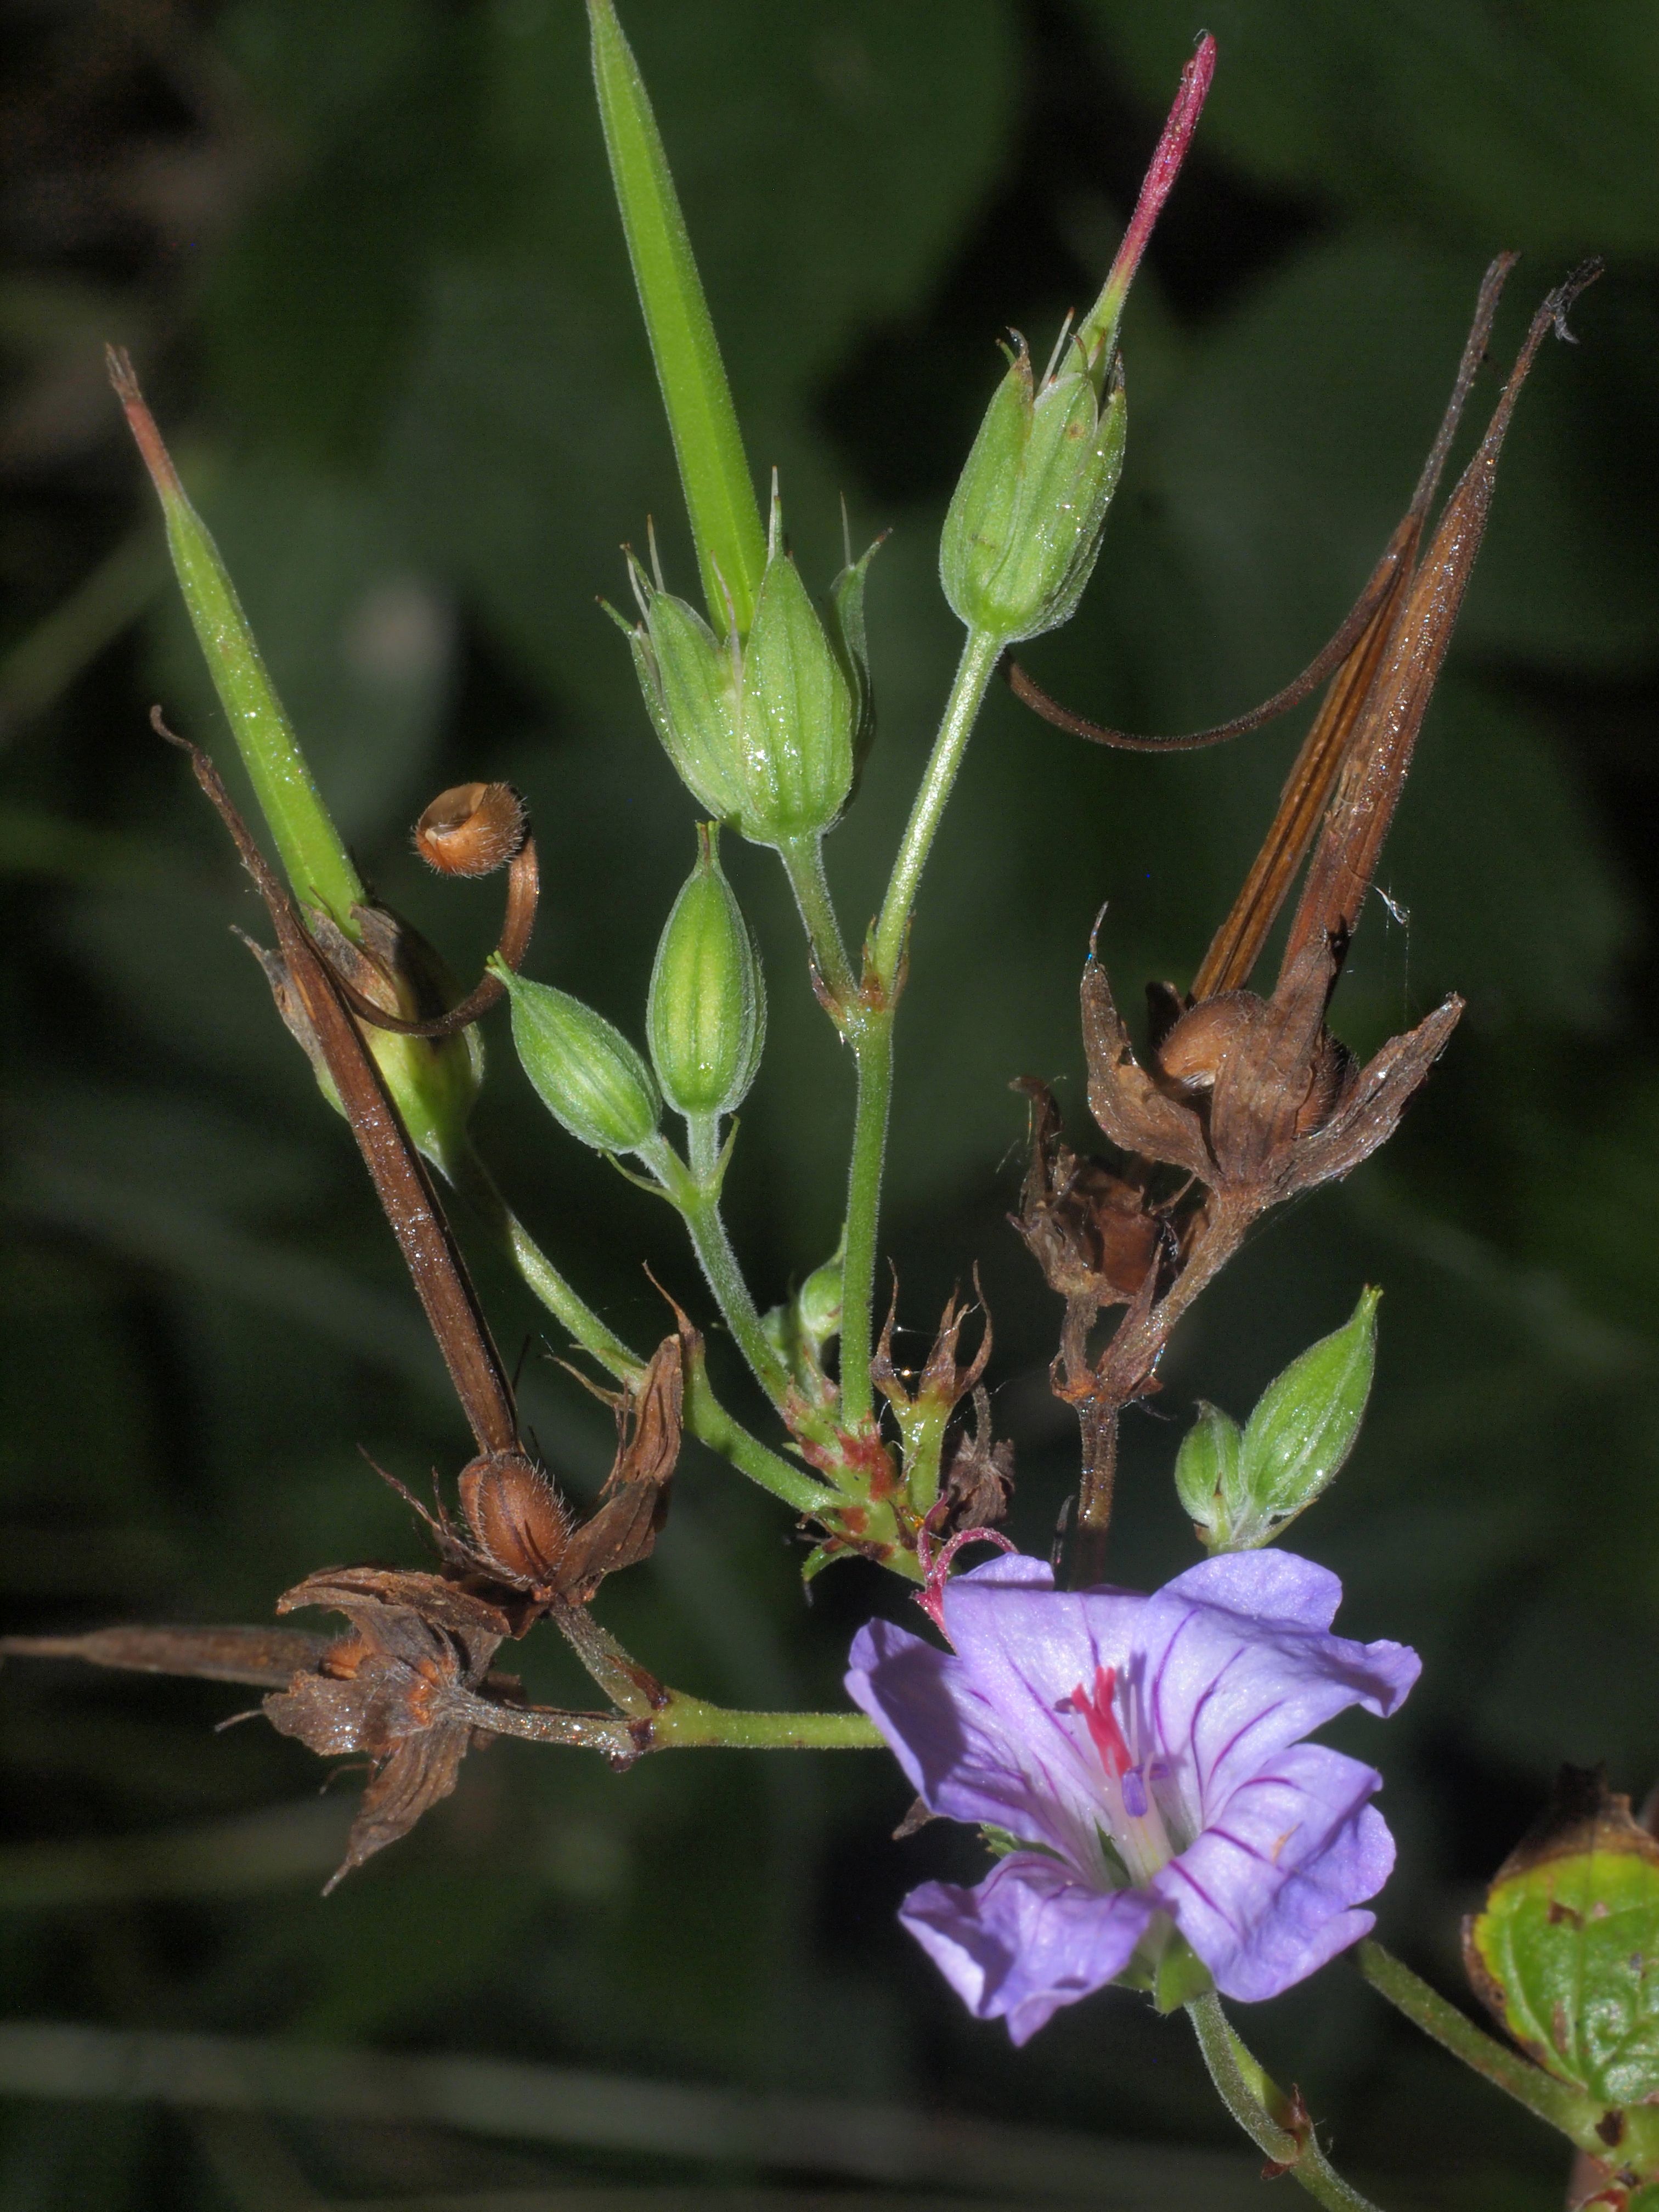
left=1069, top=1663, right=1132, bottom=1780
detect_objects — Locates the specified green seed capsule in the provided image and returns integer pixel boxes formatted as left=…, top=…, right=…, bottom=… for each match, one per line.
left=647, top=824, right=765, bottom=1121
left=940, top=338, right=1127, bottom=645
left=495, top=961, right=661, bottom=1154
left=622, top=483, right=868, bottom=850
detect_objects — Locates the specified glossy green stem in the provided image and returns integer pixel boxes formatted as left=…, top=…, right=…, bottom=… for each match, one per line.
left=638, top=1133, right=794, bottom=1415
left=1186, top=1994, right=1386, bottom=2211
left=1355, top=1942, right=1613, bottom=2157
left=454, top=1144, right=827, bottom=1515
left=838, top=626, right=1003, bottom=1429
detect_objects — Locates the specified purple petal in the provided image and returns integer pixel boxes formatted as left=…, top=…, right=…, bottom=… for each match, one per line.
left=847, top=1616, right=1075, bottom=1853
left=901, top=1854, right=1157, bottom=2046
left=1150, top=1742, right=1395, bottom=2000
left=1135, top=1551, right=1420, bottom=1825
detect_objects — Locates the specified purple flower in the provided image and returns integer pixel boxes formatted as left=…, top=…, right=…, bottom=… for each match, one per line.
left=846, top=1549, right=1419, bottom=2045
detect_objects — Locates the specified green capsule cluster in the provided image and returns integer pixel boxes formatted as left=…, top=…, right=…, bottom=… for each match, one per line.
left=940, top=334, right=1127, bottom=645
left=622, top=488, right=876, bottom=850
left=646, top=823, right=765, bottom=1122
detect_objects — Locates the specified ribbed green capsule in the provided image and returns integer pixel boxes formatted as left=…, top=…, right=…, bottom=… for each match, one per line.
left=623, top=487, right=873, bottom=849
left=493, top=958, right=661, bottom=1154
left=940, top=337, right=1127, bottom=645
left=647, top=823, right=765, bottom=1120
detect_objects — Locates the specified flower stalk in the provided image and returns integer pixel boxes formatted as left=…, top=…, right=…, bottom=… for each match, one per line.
left=1186, top=1993, right=1386, bottom=2211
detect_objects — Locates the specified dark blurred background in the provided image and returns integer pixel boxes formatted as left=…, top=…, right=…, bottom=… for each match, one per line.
left=3, top=2, right=1658, bottom=2206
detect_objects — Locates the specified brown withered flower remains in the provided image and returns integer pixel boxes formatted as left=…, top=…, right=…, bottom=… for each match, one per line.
left=1007, top=256, right=1601, bottom=1580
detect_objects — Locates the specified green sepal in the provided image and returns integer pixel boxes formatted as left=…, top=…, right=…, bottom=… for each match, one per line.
left=1152, top=1931, right=1214, bottom=2015
left=940, top=337, right=1127, bottom=645
left=494, top=956, right=661, bottom=1154
left=1236, top=1288, right=1379, bottom=1546
left=646, top=822, right=766, bottom=1121
left=826, top=528, right=883, bottom=782
left=1173, top=1401, right=1245, bottom=1542
left=628, top=574, right=746, bottom=824
left=737, top=494, right=856, bottom=842
left=1466, top=1769, right=1659, bottom=2119
left=1184, top=1289, right=1379, bottom=1553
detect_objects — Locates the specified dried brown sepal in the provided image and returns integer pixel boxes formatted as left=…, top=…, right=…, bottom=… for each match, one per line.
left=872, top=1272, right=993, bottom=1420
left=941, top=1385, right=1014, bottom=1531
left=0, top=1622, right=334, bottom=1690
left=554, top=1322, right=689, bottom=1602
left=324, top=781, right=539, bottom=1041
left=1009, top=1077, right=1169, bottom=1383
left=268, top=1567, right=511, bottom=1890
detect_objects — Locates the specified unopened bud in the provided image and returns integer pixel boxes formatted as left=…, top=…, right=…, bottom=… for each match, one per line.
left=494, top=959, right=661, bottom=1153
left=1179, top=1289, right=1380, bottom=1552
left=940, top=340, right=1126, bottom=644
left=415, top=782, right=526, bottom=878
left=647, top=823, right=765, bottom=1121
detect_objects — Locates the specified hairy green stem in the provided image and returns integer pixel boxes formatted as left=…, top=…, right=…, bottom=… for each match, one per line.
left=776, top=831, right=855, bottom=1012
left=837, top=1011, right=894, bottom=1429
left=454, top=1143, right=826, bottom=1514
left=638, top=1133, right=793, bottom=1414
left=1186, top=1993, right=1386, bottom=2211
left=838, top=625, right=1003, bottom=1429
left=468, top=1690, right=881, bottom=1756
left=870, top=625, right=1002, bottom=985
left=1355, top=1942, right=1611, bottom=2155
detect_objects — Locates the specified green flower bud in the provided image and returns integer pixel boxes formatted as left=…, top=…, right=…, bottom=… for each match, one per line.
left=494, top=960, right=661, bottom=1153
left=622, top=485, right=867, bottom=849
left=1173, top=1400, right=1245, bottom=1544
left=646, top=823, right=765, bottom=1120
left=940, top=336, right=1127, bottom=645
left=796, top=1248, right=843, bottom=1354
left=1178, top=1290, right=1380, bottom=1553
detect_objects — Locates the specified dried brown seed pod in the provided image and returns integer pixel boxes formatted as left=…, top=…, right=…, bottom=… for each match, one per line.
left=458, top=1450, right=574, bottom=1590
left=415, top=782, right=527, bottom=878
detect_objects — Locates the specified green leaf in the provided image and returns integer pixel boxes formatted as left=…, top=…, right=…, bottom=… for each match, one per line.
left=587, top=0, right=765, bottom=636
left=1466, top=1769, right=1659, bottom=2119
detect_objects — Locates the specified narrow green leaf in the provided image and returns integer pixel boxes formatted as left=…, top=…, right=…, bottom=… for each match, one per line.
left=588, top=0, right=766, bottom=637
left=108, top=350, right=362, bottom=929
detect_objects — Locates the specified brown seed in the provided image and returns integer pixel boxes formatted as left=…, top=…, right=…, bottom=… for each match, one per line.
left=414, top=782, right=527, bottom=878
left=458, top=1451, right=573, bottom=1588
